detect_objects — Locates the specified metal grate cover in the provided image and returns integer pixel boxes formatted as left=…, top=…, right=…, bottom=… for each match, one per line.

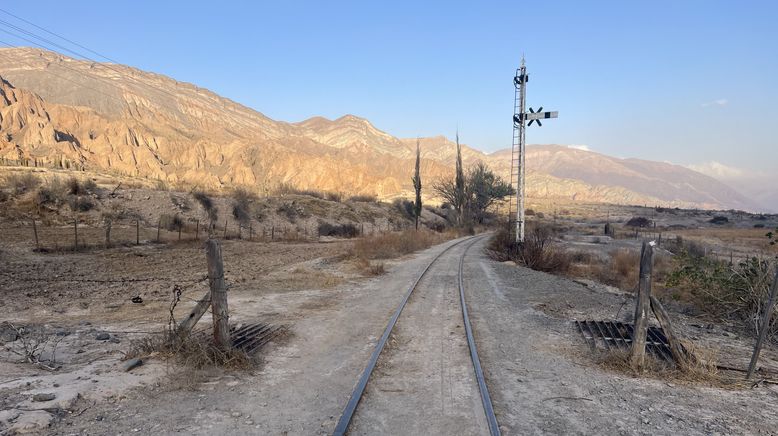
left=575, top=320, right=682, bottom=362
left=230, top=322, right=285, bottom=355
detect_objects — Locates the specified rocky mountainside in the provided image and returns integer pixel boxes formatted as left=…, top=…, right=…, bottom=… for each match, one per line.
left=0, top=47, right=759, bottom=210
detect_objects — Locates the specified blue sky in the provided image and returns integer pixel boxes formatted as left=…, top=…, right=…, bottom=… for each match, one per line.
left=2, top=1, right=777, bottom=175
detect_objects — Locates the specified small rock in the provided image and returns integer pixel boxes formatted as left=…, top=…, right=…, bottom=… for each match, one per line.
left=122, top=358, right=143, bottom=372
left=95, top=332, right=111, bottom=341
left=79, top=320, right=92, bottom=326
left=53, top=383, right=60, bottom=388
left=96, top=415, right=104, bottom=421
left=231, top=411, right=242, bottom=418
left=244, top=420, right=254, bottom=425
left=109, top=337, right=121, bottom=344
left=0, top=325, right=20, bottom=342
left=32, top=393, right=56, bottom=402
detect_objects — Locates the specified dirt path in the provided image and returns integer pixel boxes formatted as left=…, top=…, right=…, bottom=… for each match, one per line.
left=42, top=237, right=474, bottom=435
left=463, top=237, right=778, bottom=435
left=348, top=239, right=488, bottom=435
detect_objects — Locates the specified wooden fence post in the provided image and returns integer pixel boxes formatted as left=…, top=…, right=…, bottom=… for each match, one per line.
left=196, top=220, right=200, bottom=240
left=136, top=219, right=140, bottom=245
left=105, top=219, right=112, bottom=248
left=249, top=223, right=253, bottom=241
left=31, top=219, right=39, bottom=249
left=73, top=215, right=78, bottom=251
left=157, top=219, right=161, bottom=242
left=631, top=241, right=654, bottom=369
left=747, top=270, right=778, bottom=379
left=178, top=223, right=182, bottom=241
left=206, top=239, right=231, bottom=350
left=224, top=218, right=228, bottom=239
left=271, top=225, right=275, bottom=241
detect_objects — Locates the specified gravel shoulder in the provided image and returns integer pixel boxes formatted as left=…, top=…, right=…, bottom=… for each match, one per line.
left=464, top=237, right=778, bottom=435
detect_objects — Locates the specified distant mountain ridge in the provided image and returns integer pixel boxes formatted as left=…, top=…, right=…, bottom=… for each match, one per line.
left=0, top=47, right=761, bottom=211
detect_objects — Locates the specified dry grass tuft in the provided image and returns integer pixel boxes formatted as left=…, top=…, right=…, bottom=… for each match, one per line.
left=126, top=332, right=254, bottom=370
left=353, top=258, right=386, bottom=276
left=594, top=342, right=725, bottom=386
left=354, top=229, right=451, bottom=260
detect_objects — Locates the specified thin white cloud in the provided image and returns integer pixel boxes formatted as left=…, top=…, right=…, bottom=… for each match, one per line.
left=701, top=98, right=728, bottom=108
left=686, top=161, right=744, bottom=179
left=567, top=144, right=590, bottom=151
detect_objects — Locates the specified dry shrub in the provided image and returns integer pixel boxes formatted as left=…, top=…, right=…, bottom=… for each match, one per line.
left=353, top=258, right=385, bottom=276
left=4, top=172, right=41, bottom=195
left=126, top=332, right=253, bottom=370
left=318, top=222, right=359, bottom=238
left=594, top=343, right=721, bottom=385
left=488, top=225, right=571, bottom=274
left=599, top=249, right=640, bottom=291
left=354, top=229, right=448, bottom=260
left=348, top=194, right=377, bottom=203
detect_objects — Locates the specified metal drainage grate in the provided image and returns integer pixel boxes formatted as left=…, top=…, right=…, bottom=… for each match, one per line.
left=575, top=320, right=681, bottom=362
left=230, top=322, right=285, bottom=355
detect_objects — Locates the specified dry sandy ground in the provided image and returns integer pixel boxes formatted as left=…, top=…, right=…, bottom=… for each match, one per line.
left=2, top=233, right=778, bottom=434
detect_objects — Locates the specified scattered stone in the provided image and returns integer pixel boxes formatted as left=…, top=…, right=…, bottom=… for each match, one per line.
left=0, top=324, right=20, bottom=342
left=32, top=393, right=56, bottom=402
left=95, top=332, right=111, bottom=341
left=53, top=383, right=60, bottom=388
left=131, top=296, right=143, bottom=304
left=79, top=320, right=92, bottom=326
left=122, top=358, right=143, bottom=372
left=231, top=411, right=242, bottom=418
left=109, top=337, right=121, bottom=344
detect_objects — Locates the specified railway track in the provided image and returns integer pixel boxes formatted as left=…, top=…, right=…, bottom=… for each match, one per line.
left=333, top=234, right=500, bottom=435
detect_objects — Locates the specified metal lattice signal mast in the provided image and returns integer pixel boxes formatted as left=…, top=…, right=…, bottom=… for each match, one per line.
left=510, top=57, right=558, bottom=243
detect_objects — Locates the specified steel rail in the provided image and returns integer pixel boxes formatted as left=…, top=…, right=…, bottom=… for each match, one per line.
left=458, top=236, right=501, bottom=436
left=332, top=235, right=476, bottom=436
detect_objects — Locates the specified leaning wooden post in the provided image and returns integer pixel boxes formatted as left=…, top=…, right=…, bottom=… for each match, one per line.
left=650, top=295, right=688, bottom=365
left=157, top=219, right=161, bottom=242
left=136, top=219, right=140, bottom=245
left=747, top=270, right=778, bottom=380
left=206, top=239, right=231, bottom=350
left=195, top=219, right=200, bottom=240
left=224, top=218, right=228, bottom=239
left=249, top=223, right=253, bottom=241
left=178, top=223, right=182, bottom=241
left=631, top=241, right=654, bottom=369
left=31, top=219, right=39, bottom=249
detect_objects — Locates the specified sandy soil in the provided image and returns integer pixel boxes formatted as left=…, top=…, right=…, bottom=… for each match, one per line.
left=464, top=237, right=778, bottom=435
left=3, top=229, right=778, bottom=434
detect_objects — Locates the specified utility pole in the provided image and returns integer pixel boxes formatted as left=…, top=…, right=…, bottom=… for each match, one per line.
left=509, top=56, right=558, bottom=243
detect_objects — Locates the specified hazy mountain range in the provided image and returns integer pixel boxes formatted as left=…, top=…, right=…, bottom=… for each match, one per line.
left=0, top=47, right=767, bottom=212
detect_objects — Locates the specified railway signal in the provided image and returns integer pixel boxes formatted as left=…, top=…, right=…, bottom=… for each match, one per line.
left=509, top=57, right=558, bottom=243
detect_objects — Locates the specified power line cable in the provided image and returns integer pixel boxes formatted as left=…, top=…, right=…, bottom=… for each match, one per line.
left=0, top=38, right=127, bottom=106
left=0, top=7, right=122, bottom=64
left=0, top=33, right=128, bottom=106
